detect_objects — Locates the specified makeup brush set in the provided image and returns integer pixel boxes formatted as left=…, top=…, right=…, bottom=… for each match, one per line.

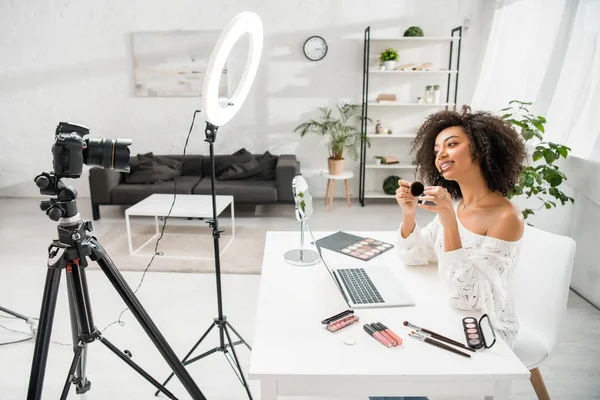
left=403, top=317, right=496, bottom=358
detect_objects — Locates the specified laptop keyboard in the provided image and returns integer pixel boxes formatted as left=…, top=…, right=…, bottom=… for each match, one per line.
left=337, top=268, right=385, bottom=304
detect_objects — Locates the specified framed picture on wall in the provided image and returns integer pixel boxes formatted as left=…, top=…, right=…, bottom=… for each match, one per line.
left=131, top=30, right=228, bottom=97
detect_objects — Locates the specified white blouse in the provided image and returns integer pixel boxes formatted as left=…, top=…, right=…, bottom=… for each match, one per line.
left=396, top=204, right=521, bottom=347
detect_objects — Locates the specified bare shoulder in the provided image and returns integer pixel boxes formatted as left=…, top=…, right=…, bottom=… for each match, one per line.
left=486, top=198, right=525, bottom=242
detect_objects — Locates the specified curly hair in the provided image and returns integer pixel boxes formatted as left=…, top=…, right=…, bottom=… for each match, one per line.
left=411, top=106, right=527, bottom=199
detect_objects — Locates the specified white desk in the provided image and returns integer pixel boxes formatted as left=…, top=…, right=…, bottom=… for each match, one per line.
left=249, top=231, right=530, bottom=399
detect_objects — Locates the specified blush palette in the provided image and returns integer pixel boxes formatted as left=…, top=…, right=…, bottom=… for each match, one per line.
left=315, top=231, right=394, bottom=261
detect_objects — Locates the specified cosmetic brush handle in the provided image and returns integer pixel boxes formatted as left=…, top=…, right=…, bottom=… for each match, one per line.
left=423, top=328, right=475, bottom=352
left=425, top=337, right=471, bottom=358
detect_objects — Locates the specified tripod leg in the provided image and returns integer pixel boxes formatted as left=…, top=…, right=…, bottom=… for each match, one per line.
left=91, top=241, right=206, bottom=400
left=66, top=267, right=91, bottom=394
left=98, top=335, right=178, bottom=400
left=156, top=321, right=217, bottom=395
left=224, top=325, right=253, bottom=399
left=27, top=266, right=62, bottom=400
left=226, top=321, right=252, bottom=350
left=0, top=305, right=29, bottom=321
left=60, top=342, right=84, bottom=400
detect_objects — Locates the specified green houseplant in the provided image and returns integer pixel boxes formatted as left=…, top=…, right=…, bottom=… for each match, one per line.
left=380, top=48, right=399, bottom=70
left=295, top=103, right=369, bottom=175
left=404, top=26, right=424, bottom=37
left=502, top=100, right=574, bottom=219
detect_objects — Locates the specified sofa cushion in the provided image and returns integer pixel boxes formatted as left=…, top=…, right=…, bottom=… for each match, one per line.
left=125, top=164, right=179, bottom=184
left=192, top=178, right=277, bottom=203
left=214, top=148, right=255, bottom=176
left=111, top=176, right=202, bottom=204
left=249, top=151, right=278, bottom=180
left=218, top=158, right=264, bottom=181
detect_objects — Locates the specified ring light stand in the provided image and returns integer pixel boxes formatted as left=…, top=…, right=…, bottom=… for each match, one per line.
left=157, top=12, right=263, bottom=399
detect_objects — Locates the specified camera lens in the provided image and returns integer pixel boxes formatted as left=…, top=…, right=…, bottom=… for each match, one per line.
left=84, top=138, right=132, bottom=172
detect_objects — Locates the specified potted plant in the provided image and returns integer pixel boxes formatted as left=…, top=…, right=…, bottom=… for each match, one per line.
left=295, top=103, right=370, bottom=175
left=374, top=156, right=384, bottom=165
left=424, top=85, right=433, bottom=103
left=433, top=84, right=441, bottom=103
left=502, top=100, right=574, bottom=220
left=403, top=26, right=424, bottom=37
left=380, top=48, right=399, bottom=71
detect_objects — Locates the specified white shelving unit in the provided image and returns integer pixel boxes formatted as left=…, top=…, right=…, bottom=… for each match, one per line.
left=369, top=70, right=458, bottom=74
left=368, top=102, right=455, bottom=107
left=365, top=164, right=416, bottom=169
left=358, top=26, right=463, bottom=205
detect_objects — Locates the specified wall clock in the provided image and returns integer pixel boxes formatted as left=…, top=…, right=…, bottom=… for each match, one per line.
left=303, top=36, right=328, bottom=61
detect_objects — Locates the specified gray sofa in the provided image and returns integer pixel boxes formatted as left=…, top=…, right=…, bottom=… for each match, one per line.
left=89, top=154, right=299, bottom=220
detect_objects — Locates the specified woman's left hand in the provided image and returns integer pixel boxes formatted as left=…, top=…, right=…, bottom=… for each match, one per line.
left=418, top=186, right=456, bottom=227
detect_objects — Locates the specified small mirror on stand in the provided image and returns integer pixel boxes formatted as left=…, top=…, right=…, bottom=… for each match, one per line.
left=284, top=174, right=320, bottom=266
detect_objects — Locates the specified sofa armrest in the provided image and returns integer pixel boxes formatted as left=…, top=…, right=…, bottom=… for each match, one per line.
left=275, top=155, right=299, bottom=202
left=89, top=167, right=122, bottom=204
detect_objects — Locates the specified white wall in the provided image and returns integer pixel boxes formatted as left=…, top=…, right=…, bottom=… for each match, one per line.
left=0, top=0, right=492, bottom=198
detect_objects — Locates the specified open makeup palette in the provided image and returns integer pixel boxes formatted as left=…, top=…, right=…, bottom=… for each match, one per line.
left=315, top=231, right=394, bottom=261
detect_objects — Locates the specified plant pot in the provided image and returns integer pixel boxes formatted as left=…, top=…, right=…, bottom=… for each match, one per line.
left=424, top=89, right=433, bottom=103
left=383, top=60, right=396, bottom=71
left=433, top=90, right=441, bottom=104
left=374, top=158, right=381, bottom=165
left=328, top=158, right=344, bottom=175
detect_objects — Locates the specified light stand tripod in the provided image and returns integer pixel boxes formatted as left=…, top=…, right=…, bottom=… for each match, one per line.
left=27, top=172, right=207, bottom=400
left=157, top=122, right=253, bottom=399
left=0, top=305, right=29, bottom=322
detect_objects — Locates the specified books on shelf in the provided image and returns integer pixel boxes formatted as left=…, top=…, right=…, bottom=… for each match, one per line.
left=376, top=156, right=399, bottom=165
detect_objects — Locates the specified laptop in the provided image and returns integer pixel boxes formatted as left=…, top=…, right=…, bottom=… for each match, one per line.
left=314, top=234, right=415, bottom=309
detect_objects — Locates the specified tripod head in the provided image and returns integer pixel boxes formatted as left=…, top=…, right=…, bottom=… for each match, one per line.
left=35, top=172, right=80, bottom=224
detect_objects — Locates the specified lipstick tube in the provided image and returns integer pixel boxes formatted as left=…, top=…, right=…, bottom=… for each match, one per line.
left=371, top=323, right=398, bottom=346
left=363, top=324, right=393, bottom=348
left=326, top=315, right=359, bottom=332
left=376, top=322, right=403, bottom=346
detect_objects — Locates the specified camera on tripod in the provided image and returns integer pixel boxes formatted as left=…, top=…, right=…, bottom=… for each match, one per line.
left=52, top=122, right=132, bottom=179
left=35, top=122, right=133, bottom=221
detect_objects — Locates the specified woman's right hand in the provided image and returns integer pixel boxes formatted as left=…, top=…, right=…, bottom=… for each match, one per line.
left=395, top=179, right=417, bottom=214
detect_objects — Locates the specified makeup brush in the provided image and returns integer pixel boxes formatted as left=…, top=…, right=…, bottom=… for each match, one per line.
left=409, top=331, right=471, bottom=358
left=403, top=321, right=475, bottom=353
left=409, top=181, right=425, bottom=197
left=409, top=181, right=436, bottom=206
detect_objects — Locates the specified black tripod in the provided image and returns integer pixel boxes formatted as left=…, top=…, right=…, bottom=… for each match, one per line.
left=27, top=172, right=207, bottom=400
left=157, top=122, right=253, bottom=398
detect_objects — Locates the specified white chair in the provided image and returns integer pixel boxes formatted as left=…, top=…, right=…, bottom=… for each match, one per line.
left=511, top=224, right=576, bottom=399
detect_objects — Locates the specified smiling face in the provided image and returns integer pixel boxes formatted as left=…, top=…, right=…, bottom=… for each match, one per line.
left=433, top=126, right=476, bottom=181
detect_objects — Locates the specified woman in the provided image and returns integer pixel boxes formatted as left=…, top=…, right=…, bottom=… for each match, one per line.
left=371, top=106, right=527, bottom=400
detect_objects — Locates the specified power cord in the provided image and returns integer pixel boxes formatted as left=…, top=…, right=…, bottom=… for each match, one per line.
left=0, top=313, right=69, bottom=347
left=102, top=109, right=202, bottom=334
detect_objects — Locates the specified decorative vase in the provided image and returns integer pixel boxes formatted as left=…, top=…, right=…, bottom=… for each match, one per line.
left=424, top=89, right=433, bottom=103
left=383, top=60, right=396, bottom=71
left=328, top=158, right=344, bottom=175
left=433, top=89, right=441, bottom=104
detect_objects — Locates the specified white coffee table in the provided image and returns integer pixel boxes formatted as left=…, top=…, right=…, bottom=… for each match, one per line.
left=125, top=194, right=234, bottom=259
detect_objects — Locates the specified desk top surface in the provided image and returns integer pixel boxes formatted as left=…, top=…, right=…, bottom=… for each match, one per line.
left=124, top=194, right=233, bottom=217
left=248, top=231, right=530, bottom=382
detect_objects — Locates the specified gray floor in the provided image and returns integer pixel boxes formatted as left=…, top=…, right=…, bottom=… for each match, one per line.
left=0, top=196, right=599, bottom=399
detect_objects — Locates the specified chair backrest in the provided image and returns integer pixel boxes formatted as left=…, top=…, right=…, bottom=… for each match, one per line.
left=511, top=224, right=576, bottom=357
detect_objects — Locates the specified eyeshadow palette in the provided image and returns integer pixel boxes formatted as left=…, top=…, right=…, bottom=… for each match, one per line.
left=315, top=231, right=394, bottom=261
left=462, top=315, right=496, bottom=349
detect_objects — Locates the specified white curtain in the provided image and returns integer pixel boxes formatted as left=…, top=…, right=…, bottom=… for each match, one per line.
left=543, top=0, right=600, bottom=161
left=471, top=0, right=600, bottom=162
left=470, top=0, right=568, bottom=112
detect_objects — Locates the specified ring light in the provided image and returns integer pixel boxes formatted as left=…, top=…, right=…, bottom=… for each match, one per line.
left=201, top=11, right=263, bottom=126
